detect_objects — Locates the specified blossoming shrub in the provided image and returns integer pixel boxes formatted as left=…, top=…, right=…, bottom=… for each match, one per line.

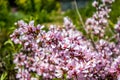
left=10, top=0, right=120, bottom=80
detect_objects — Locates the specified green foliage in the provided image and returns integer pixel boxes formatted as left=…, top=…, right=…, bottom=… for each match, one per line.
left=0, top=0, right=9, bottom=12
left=110, top=0, right=120, bottom=23
left=33, top=10, right=52, bottom=23
left=0, top=72, right=7, bottom=80
left=15, top=0, right=60, bottom=13
left=0, top=0, right=60, bottom=79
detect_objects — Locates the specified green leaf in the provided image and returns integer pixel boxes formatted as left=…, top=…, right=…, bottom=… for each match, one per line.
left=108, top=20, right=114, bottom=27
left=0, top=72, right=7, bottom=80
left=4, top=39, right=14, bottom=48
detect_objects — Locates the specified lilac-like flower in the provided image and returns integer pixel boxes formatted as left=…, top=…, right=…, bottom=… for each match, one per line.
left=115, top=20, right=120, bottom=33
left=10, top=0, right=120, bottom=80
left=110, top=56, right=120, bottom=80
left=85, top=0, right=114, bottom=37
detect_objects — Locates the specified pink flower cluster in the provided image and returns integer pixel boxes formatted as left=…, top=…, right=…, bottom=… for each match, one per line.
left=10, top=0, right=120, bottom=80
left=86, top=0, right=114, bottom=37
left=10, top=18, right=95, bottom=80
left=115, top=20, right=120, bottom=33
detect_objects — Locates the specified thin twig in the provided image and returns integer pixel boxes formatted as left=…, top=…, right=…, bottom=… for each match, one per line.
left=73, top=0, right=86, bottom=33
left=73, top=0, right=98, bottom=52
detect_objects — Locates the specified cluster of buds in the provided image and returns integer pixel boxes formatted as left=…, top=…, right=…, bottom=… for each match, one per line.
left=85, top=0, right=114, bottom=37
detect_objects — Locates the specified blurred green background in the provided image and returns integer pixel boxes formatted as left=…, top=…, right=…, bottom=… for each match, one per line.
left=0, top=0, right=120, bottom=79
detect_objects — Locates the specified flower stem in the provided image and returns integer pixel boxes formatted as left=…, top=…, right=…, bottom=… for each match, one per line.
left=74, top=0, right=98, bottom=52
